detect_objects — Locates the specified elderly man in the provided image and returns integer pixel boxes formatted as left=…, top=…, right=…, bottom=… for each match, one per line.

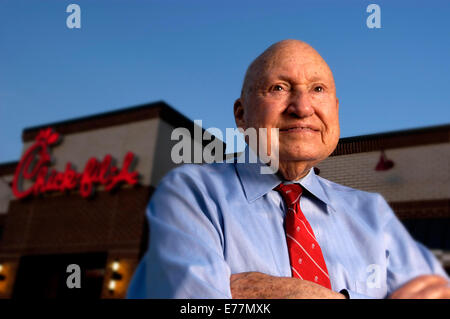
left=127, top=40, right=449, bottom=299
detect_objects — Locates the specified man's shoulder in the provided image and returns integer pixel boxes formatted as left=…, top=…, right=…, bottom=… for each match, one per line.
left=316, top=174, right=366, bottom=193
left=166, top=161, right=235, bottom=177
left=315, top=175, right=395, bottom=227
left=315, top=174, right=389, bottom=208
left=159, top=162, right=237, bottom=189
left=150, top=162, right=242, bottom=218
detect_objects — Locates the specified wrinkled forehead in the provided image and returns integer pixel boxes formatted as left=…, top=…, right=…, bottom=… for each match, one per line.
left=241, top=41, right=336, bottom=99
left=257, top=46, right=334, bottom=84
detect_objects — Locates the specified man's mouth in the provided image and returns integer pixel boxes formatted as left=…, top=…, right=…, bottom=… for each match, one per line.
left=279, top=125, right=320, bottom=133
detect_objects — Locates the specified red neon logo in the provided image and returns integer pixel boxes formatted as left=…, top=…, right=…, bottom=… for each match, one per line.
left=12, top=128, right=139, bottom=199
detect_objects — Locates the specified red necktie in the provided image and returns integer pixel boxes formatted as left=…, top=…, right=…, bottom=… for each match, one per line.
left=275, top=183, right=332, bottom=289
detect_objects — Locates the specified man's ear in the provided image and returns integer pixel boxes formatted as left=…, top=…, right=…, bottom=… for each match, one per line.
left=234, top=98, right=246, bottom=129
left=336, top=97, right=339, bottom=112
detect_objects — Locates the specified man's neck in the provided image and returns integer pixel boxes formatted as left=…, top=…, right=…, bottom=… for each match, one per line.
left=277, top=161, right=313, bottom=181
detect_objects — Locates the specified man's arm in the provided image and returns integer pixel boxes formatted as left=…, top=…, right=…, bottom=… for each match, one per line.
left=230, top=272, right=346, bottom=299
left=127, top=166, right=232, bottom=298
left=380, top=195, right=449, bottom=298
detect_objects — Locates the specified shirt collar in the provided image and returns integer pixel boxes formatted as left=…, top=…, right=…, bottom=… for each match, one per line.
left=234, top=146, right=333, bottom=209
left=298, top=167, right=333, bottom=209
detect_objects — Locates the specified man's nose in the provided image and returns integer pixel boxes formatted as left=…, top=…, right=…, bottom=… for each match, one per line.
left=286, top=90, right=314, bottom=118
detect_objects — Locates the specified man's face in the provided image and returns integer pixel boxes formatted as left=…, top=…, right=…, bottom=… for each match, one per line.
left=236, top=42, right=340, bottom=165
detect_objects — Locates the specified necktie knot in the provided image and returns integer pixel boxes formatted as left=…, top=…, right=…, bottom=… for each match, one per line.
left=275, top=183, right=303, bottom=207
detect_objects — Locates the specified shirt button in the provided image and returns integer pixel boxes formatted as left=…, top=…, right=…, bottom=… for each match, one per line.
left=296, top=226, right=300, bottom=232
left=311, top=243, right=315, bottom=249
left=298, top=258, right=302, bottom=264
left=314, top=276, right=318, bottom=282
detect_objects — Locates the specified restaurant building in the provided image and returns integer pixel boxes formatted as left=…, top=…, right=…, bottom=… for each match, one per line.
left=0, top=101, right=225, bottom=298
left=0, top=101, right=448, bottom=298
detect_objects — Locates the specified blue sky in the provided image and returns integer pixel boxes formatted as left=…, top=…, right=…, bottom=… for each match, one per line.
left=1, top=0, right=449, bottom=163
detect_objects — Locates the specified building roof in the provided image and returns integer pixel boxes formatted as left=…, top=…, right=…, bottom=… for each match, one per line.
left=21, top=101, right=197, bottom=142
left=331, top=124, right=449, bottom=156
left=0, top=161, right=17, bottom=176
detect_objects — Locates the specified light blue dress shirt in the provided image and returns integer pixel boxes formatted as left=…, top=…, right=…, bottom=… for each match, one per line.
left=127, top=148, right=448, bottom=299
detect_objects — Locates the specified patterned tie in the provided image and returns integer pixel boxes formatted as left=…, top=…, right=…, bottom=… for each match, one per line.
left=275, top=183, right=332, bottom=289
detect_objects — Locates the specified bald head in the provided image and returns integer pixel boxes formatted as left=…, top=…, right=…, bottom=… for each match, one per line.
left=241, top=40, right=335, bottom=102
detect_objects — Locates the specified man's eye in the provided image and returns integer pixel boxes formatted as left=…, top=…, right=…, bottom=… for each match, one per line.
left=314, top=86, right=324, bottom=92
left=272, top=85, right=285, bottom=92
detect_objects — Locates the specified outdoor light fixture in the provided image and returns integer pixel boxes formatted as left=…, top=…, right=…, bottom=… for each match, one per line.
left=112, top=260, right=120, bottom=272
left=108, top=259, right=123, bottom=294
left=111, top=260, right=123, bottom=280
left=108, top=280, right=116, bottom=293
left=0, top=263, right=5, bottom=281
left=375, top=150, right=395, bottom=171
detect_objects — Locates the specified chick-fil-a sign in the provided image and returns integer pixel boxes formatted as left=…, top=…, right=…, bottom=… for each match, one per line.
left=12, top=128, right=139, bottom=199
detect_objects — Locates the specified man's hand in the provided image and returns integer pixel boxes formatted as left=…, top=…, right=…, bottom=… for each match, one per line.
left=388, top=275, right=450, bottom=299
left=230, top=272, right=346, bottom=299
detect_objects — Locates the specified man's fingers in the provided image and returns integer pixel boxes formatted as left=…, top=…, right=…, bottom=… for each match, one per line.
left=414, top=283, right=450, bottom=299
left=405, top=275, right=448, bottom=294
left=389, top=275, right=449, bottom=299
